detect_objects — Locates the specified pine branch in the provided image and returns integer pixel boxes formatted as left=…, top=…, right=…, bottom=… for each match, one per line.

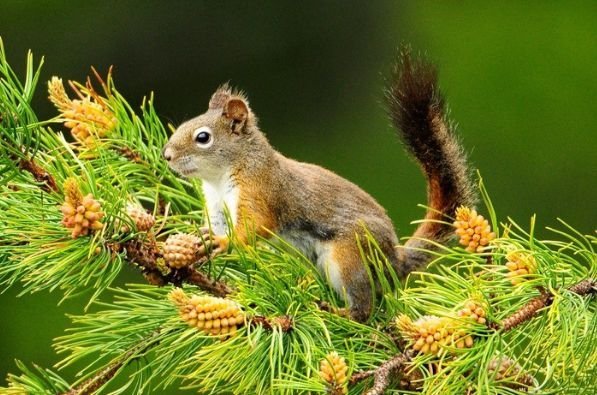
left=249, top=315, right=294, bottom=332
left=501, top=278, right=595, bottom=331
left=355, top=277, right=596, bottom=394
left=568, top=278, right=597, bottom=295
left=350, top=352, right=410, bottom=395
left=60, top=330, right=161, bottom=395
left=114, top=145, right=147, bottom=165
left=184, top=269, right=234, bottom=297
left=18, top=156, right=58, bottom=193
left=116, top=238, right=234, bottom=297
left=61, top=362, right=121, bottom=395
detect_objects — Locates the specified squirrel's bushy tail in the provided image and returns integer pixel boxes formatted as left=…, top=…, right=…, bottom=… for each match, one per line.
left=386, top=47, right=476, bottom=277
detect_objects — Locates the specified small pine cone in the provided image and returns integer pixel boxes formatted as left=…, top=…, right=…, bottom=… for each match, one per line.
left=454, top=206, right=496, bottom=253
left=319, top=352, right=348, bottom=394
left=169, top=289, right=245, bottom=336
left=488, top=357, right=534, bottom=390
left=163, top=233, right=202, bottom=269
left=401, top=315, right=474, bottom=355
left=48, top=76, right=117, bottom=147
left=121, top=204, right=155, bottom=232
left=60, top=180, right=104, bottom=238
left=457, top=300, right=488, bottom=325
left=505, top=251, right=536, bottom=285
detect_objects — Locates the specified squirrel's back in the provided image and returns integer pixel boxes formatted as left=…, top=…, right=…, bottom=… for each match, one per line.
left=274, top=155, right=399, bottom=254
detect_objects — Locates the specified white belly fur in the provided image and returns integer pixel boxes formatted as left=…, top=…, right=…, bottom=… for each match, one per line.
left=201, top=173, right=239, bottom=236
left=201, top=178, right=348, bottom=303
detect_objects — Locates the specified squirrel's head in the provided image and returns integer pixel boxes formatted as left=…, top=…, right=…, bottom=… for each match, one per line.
left=163, top=84, right=262, bottom=182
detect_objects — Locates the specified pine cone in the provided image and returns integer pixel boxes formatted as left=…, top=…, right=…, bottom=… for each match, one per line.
left=398, top=315, right=474, bottom=355
left=60, top=179, right=104, bottom=238
left=121, top=204, right=155, bottom=232
left=48, top=77, right=116, bottom=147
left=319, top=352, right=348, bottom=394
left=169, top=289, right=244, bottom=336
left=454, top=206, right=496, bottom=253
left=163, top=233, right=202, bottom=269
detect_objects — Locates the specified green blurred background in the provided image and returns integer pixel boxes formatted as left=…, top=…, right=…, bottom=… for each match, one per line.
left=1, top=1, right=595, bottom=392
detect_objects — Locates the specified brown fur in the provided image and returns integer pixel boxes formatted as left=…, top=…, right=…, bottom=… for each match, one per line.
left=386, top=47, right=476, bottom=276
left=163, top=49, right=474, bottom=321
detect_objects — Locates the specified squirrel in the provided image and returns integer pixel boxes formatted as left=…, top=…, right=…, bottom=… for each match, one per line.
left=162, top=49, right=475, bottom=322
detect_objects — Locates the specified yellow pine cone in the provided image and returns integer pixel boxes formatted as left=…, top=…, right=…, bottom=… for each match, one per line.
left=398, top=315, right=474, bottom=355
left=319, top=352, right=348, bottom=394
left=454, top=206, right=496, bottom=253
left=169, top=289, right=245, bottom=336
left=505, top=251, right=536, bottom=285
left=457, top=300, right=488, bottom=325
left=121, top=204, right=155, bottom=232
left=163, top=233, right=203, bottom=269
left=60, top=178, right=104, bottom=238
left=48, top=76, right=117, bottom=147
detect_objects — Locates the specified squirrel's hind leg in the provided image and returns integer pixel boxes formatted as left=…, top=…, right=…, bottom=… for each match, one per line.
left=319, top=237, right=373, bottom=322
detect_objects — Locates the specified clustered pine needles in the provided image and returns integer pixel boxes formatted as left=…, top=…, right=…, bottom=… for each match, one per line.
left=0, top=38, right=205, bottom=306
left=1, top=39, right=595, bottom=395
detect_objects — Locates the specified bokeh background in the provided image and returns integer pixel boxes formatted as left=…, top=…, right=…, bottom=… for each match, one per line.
left=1, top=1, right=595, bottom=392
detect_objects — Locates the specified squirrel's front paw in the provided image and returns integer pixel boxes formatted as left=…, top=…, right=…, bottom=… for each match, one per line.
left=197, top=227, right=230, bottom=264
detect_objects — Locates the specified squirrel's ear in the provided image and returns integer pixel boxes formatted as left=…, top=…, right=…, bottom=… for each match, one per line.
left=222, top=98, right=249, bottom=134
left=209, top=90, right=229, bottom=109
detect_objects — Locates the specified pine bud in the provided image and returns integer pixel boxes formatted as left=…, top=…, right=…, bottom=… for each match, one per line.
left=121, top=204, right=155, bottom=232
left=396, top=314, right=475, bottom=355
left=169, top=289, right=244, bottom=336
left=504, top=251, right=536, bottom=285
left=163, top=233, right=202, bottom=269
left=60, top=178, right=104, bottom=238
left=395, top=314, right=418, bottom=337
left=319, top=352, right=348, bottom=395
left=457, top=300, right=488, bottom=325
left=48, top=76, right=117, bottom=147
left=454, top=206, right=496, bottom=253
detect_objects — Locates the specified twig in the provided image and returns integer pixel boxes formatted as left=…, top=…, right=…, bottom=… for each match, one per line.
left=500, top=289, right=551, bottom=331
left=114, top=146, right=147, bottom=165
left=61, top=361, right=122, bottom=395
left=501, top=278, right=595, bottom=331
left=185, top=269, right=233, bottom=298
left=249, top=315, right=294, bottom=332
left=61, top=330, right=160, bottom=395
left=350, top=353, right=409, bottom=395
left=567, top=278, right=596, bottom=295
left=112, top=237, right=234, bottom=297
left=18, top=157, right=58, bottom=193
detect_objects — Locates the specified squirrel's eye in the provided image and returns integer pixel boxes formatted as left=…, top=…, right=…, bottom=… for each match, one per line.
left=193, top=127, right=213, bottom=148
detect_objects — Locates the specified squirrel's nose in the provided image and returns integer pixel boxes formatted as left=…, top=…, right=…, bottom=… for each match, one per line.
left=162, top=146, right=173, bottom=161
